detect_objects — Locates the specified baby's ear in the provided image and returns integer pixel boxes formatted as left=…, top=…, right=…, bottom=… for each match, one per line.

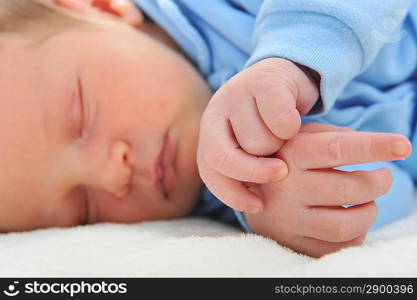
left=55, top=0, right=144, bottom=28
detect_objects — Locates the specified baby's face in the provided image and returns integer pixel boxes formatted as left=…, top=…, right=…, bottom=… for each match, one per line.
left=0, top=20, right=211, bottom=231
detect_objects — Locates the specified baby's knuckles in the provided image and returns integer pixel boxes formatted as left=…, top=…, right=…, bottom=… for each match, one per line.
left=206, top=78, right=249, bottom=121
left=246, top=58, right=300, bottom=99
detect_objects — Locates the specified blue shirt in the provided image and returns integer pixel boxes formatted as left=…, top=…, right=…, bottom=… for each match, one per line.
left=133, top=0, right=417, bottom=231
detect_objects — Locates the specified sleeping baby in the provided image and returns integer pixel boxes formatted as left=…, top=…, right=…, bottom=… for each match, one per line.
left=0, top=0, right=414, bottom=257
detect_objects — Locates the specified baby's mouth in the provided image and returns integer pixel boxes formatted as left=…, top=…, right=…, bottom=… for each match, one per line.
left=154, top=133, right=177, bottom=200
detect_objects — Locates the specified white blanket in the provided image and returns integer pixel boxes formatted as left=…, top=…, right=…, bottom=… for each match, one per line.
left=0, top=208, right=416, bottom=277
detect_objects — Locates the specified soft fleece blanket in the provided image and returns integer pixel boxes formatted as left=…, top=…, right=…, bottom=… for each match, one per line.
left=0, top=207, right=416, bottom=277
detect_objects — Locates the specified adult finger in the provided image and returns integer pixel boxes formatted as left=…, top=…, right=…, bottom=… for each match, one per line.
left=200, top=111, right=288, bottom=183
left=299, top=202, right=377, bottom=243
left=285, top=131, right=411, bottom=170
left=198, top=159, right=263, bottom=213
left=229, top=96, right=284, bottom=156
left=298, top=168, right=392, bottom=206
left=299, top=122, right=354, bottom=133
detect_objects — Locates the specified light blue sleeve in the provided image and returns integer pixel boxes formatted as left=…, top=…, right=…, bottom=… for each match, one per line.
left=245, top=0, right=414, bottom=114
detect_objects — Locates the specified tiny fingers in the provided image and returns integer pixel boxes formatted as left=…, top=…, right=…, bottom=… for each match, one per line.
left=198, top=159, right=264, bottom=213
left=247, top=58, right=319, bottom=139
left=200, top=112, right=288, bottom=183
left=229, top=96, right=284, bottom=156
left=255, top=95, right=301, bottom=140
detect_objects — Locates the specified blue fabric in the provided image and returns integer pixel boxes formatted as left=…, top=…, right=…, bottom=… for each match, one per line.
left=190, top=187, right=241, bottom=228
left=132, top=0, right=417, bottom=232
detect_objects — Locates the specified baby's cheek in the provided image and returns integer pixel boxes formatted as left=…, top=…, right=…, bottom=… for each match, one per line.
left=157, top=102, right=168, bottom=111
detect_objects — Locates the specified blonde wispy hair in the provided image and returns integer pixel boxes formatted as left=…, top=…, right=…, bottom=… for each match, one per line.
left=0, top=0, right=90, bottom=44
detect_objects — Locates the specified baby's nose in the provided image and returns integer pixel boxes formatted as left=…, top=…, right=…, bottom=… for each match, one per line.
left=84, top=141, right=133, bottom=198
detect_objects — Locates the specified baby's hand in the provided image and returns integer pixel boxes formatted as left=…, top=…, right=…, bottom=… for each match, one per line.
left=244, top=123, right=412, bottom=257
left=197, top=58, right=319, bottom=213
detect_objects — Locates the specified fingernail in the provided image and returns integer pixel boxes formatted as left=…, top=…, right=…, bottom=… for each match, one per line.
left=391, top=140, right=410, bottom=157
left=245, top=205, right=261, bottom=214
left=270, top=165, right=289, bottom=182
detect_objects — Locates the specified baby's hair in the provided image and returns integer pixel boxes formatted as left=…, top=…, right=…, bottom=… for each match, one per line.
left=0, top=0, right=88, bottom=44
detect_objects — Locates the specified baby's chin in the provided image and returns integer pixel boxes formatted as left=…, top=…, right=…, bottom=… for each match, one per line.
left=117, top=179, right=202, bottom=223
